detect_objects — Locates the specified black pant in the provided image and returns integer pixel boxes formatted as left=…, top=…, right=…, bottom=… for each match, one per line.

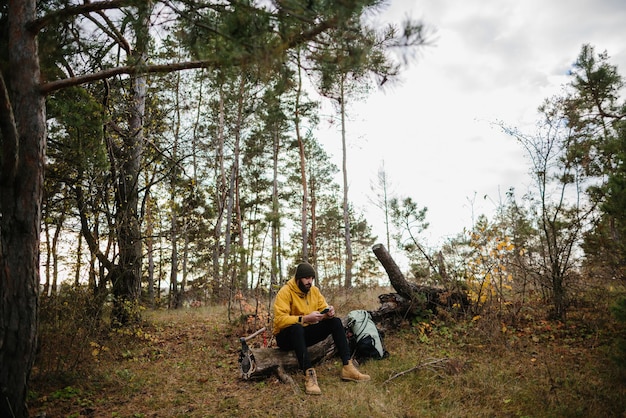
left=276, top=317, right=351, bottom=372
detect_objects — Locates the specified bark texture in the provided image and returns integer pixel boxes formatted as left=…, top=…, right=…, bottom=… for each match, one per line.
left=0, top=1, right=44, bottom=416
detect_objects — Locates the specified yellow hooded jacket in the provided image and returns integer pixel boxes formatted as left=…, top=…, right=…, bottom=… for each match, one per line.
left=273, top=277, right=328, bottom=335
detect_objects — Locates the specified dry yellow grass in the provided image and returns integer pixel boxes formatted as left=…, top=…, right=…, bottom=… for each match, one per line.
left=30, top=286, right=626, bottom=417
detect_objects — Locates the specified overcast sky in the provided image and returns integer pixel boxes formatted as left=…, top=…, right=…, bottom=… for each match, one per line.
left=318, top=0, right=626, bottom=250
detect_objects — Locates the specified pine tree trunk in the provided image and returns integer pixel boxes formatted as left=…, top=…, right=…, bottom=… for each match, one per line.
left=295, top=51, right=309, bottom=261
left=272, top=127, right=280, bottom=290
left=213, top=87, right=226, bottom=295
left=0, top=1, right=43, bottom=415
left=340, top=76, right=353, bottom=288
left=146, top=194, right=155, bottom=306
left=169, top=90, right=181, bottom=309
left=111, top=3, right=151, bottom=325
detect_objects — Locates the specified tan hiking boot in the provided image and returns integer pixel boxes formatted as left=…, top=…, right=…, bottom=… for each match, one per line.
left=304, top=368, right=322, bottom=395
left=341, top=359, right=371, bottom=382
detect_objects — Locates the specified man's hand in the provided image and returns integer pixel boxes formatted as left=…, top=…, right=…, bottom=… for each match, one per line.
left=303, top=311, right=324, bottom=324
left=303, top=306, right=335, bottom=324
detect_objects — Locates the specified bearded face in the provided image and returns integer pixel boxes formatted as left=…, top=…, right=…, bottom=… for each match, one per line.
left=297, top=278, right=312, bottom=294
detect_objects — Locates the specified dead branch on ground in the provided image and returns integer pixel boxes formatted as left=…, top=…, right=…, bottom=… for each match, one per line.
left=383, top=357, right=450, bottom=384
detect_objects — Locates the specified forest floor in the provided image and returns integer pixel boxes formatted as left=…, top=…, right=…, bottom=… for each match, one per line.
left=30, top=284, right=626, bottom=418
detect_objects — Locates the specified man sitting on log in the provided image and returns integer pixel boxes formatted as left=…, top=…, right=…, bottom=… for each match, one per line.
left=273, top=262, right=370, bottom=395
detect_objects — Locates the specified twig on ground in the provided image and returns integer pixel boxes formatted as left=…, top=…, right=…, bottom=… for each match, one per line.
left=383, top=357, right=450, bottom=384
left=276, top=365, right=300, bottom=395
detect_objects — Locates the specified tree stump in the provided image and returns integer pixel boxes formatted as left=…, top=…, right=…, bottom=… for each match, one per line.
left=372, top=243, right=469, bottom=319
left=372, top=243, right=415, bottom=300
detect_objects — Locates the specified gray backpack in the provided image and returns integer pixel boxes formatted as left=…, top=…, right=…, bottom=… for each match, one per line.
left=346, top=310, right=388, bottom=361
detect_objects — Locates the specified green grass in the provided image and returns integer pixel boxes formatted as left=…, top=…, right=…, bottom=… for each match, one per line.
left=30, top=286, right=626, bottom=417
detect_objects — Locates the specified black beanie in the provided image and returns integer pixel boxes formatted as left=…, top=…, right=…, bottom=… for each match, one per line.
left=295, top=262, right=316, bottom=279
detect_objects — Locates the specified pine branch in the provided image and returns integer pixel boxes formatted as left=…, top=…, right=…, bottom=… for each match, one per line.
left=40, top=60, right=218, bottom=94
left=28, top=0, right=135, bottom=34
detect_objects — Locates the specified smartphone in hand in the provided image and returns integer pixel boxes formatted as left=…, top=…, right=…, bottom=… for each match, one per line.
left=320, top=307, right=330, bottom=314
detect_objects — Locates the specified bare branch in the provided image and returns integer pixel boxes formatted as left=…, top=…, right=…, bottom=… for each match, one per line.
left=28, top=0, right=136, bottom=33
left=83, top=11, right=132, bottom=54
left=383, top=357, right=449, bottom=384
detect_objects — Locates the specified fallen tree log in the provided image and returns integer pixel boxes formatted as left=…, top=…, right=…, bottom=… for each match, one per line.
left=238, top=333, right=338, bottom=380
